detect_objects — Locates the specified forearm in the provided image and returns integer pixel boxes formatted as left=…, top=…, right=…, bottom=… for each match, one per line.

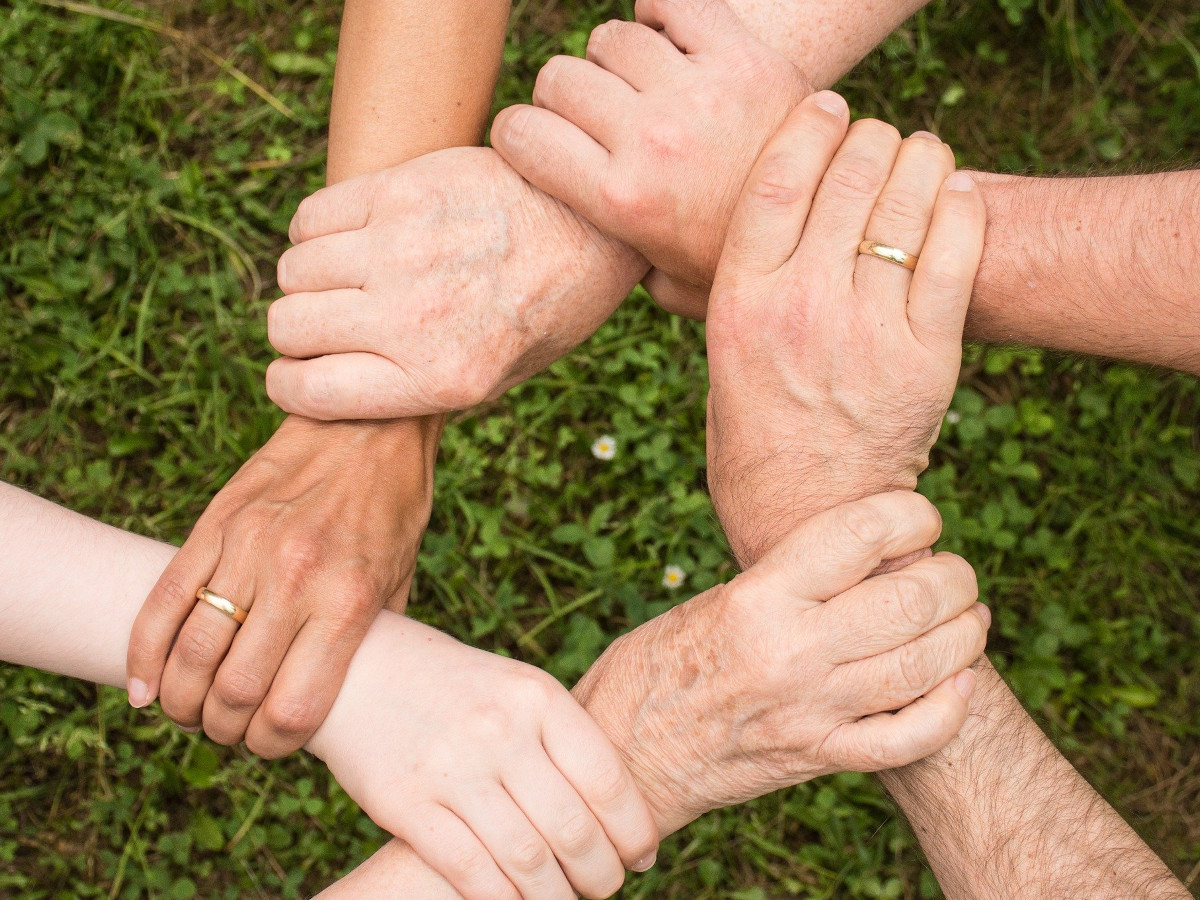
left=878, top=660, right=1189, bottom=899
left=967, top=171, right=1200, bottom=374
left=726, top=0, right=929, bottom=89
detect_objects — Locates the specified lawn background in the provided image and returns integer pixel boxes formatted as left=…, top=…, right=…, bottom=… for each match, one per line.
left=1, top=0, right=1198, bottom=896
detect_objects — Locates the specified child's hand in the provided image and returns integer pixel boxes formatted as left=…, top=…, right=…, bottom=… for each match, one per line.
left=305, top=614, right=659, bottom=900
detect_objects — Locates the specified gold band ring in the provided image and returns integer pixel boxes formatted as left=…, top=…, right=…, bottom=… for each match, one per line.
left=858, top=240, right=918, bottom=271
left=196, top=587, right=248, bottom=625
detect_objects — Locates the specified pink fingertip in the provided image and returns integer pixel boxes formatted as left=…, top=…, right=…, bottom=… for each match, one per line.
left=945, top=171, right=974, bottom=192
left=954, top=669, right=976, bottom=700
left=813, top=91, right=848, bottom=117
left=127, top=678, right=152, bottom=709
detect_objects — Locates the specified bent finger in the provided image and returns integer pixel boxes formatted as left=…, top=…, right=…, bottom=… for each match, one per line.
left=586, top=19, right=685, bottom=90
left=126, top=528, right=221, bottom=707
left=906, top=171, right=986, bottom=354
left=635, top=0, right=746, bottom=55
left=533, top=55, right=637, bottom=150
left=244, top=612, right=368, bottom=758
left=453, top=788, right=575, bottom=900
left=837, top=603, right=990, bottom=713
left=642, top=269, right=709, bottom=320
left=503, top=758, right=625, bottom=898
left=743, top=491, right=944, bottom=607
left=277, top=230, right=372, bottom=294
left=827, top=671, right=975, bottom=771
left=266, top=353, right=419, bottom=421
left=819, top=552, right=979, bottom=662
left=716, top=92, right=849, bottom=284
left=288, top=173, right=380, bottom=244
left=267, top=289, right=381, bottom=360
left=158, top=562, right=253, bottom=729
left=491, top=105, right=612, bottom=235
left=398, top=804, right=521, bottom=900
left=202, top=596, right=300, bottom=746
left=542, top=698, right=660, bottom=872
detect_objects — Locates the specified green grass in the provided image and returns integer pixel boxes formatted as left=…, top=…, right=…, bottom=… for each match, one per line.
left=2, top=0, right=1199, bottom=897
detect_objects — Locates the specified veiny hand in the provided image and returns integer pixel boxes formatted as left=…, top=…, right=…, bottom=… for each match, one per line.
left=126, top=415, right=438, bottom=757
left=266, top=146, right=646, bottom=420
left=306, top=612, right=660, bottom=900
left=574, top=492, right=988, bottom=835
left=492, top=0, right=809, bottom=318
left=704, top=94, right=986, bottom=565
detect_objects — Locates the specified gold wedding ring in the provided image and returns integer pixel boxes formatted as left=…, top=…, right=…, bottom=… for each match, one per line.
left=858, top=240, right=918, bottom=271
left=196, top=587, right=248, bottom=625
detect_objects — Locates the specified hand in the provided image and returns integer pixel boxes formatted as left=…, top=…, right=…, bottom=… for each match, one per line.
left=491, top=0, right=809, bottom=319
left=306, top=612, right=660, bottom=900
left=705, top=95, right=986, bottom=565
left=265, top=146, right=647, bottom=420
left=573, top=492, right=988, bottom=835
left=126, top=415, right=438, bottom=757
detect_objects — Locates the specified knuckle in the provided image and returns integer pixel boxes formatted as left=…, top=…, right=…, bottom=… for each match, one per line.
left=584, top=866, right=626, bottom=900
left=748, top=153, right=805, bottom=205
left=895, top=640, right=936, bottom=698
left=586, top=20, right=622, bottom=56
left=921, top=261, right=969, bottom=296
left=446, top=841, right=495, bottom=882
left=556, top=808, right=601, bottom=857
left=288, top=195, right=317, bottom=244
left=598, top=177, right=646, bottom=220
left=153, top=575, right=197, bottom=613
left=172, top=625, right=223, bottom=671
left=275, top=533, right=325, bottom=576
left=852, top=118, right=902, bottom=146
left=213, top=667, right=269, bottom=713
left=826, top=156, right=884, bottom=198
left=872, top=189, right=927, bottom=228
left=495, top=105, right=534, bottom=147
left=641, top=119, right=689, bottom=161
left=509, top=833, right=551, bottom=874
left=588, top=760, right=634, bottom=808
left=533, top=56, right=567, bottom=102
left=885, top=573, right=937, bottom=633
left=262, top=692, right=322, bottom=742
left=837, top=503, right=888, bottom=554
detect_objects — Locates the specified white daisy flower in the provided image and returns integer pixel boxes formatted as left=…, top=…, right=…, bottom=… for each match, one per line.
left=591, top=435, right=617, bottom=461
left=662, top=565, right=686, bottom=590
left=945, top=410, right=962, bottom=425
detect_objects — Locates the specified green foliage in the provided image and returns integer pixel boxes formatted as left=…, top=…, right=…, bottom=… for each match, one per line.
left=2, top=0, right=1199, bottom=897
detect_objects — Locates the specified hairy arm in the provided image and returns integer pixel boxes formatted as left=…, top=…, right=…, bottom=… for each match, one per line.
left=878, top=661, right=1190, bottom=899
left=967, top=171, right=1200, bottom=374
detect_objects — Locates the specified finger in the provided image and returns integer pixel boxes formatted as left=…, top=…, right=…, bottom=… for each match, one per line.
left=819, top=552, right=979, bottom=663
left=532, top=55, right=637, bottom=150
left=399, top=803, right=522, bottom=900
left=854, top=131, right=955, bottom=311
left=826, top=670, right=976, bottom=771
left=906, top=171, right=986, bottom=353
left=244, top=609, right=371, bottom=758
left=126, top=528, right=222, bottom=707
left=267, top=289, right=380, bottom=359
left=716, top=91, right=849, bottom=283
left=541, top=699, right=659, bottom=872
left=837, top=602, right=990, bottom=714
left=740, top=491, right=944, bottom=607
left=491, top=105, right=611, bottom=233
left=201, top=596, right=300, bottom=746
left=453, top=787, right=577, bottom=900
left=503, top=758, right=625, bottom=899
left=276, top=230, right=372, bottom=294
left=585, top=19, right=685, bottom=91
left=635, top=0, right=747, bottom=55
left=797, top=117, right=902, bottom=278
left=266, top=352, right=457, bottom=420
left=288, top=173, right=379, bottom=244
left=642, top=269, right=709, bottom=320
left=157, top=563, right=252, bottom=729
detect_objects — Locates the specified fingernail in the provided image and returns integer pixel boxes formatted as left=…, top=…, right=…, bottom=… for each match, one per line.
left=631, top=852, right=657, bottom=873
left=911, top=130, right=941, bottom=142
left=954, top=669, right=976, bottom=700
left=813, top=90, right=847, bottom=117
left=945, top=171, right=974, bottom=192
left=180, top=725, right=201, bottom=734
left=976, top=602, right=992, bottom=629
left=127, top=678, right=151, bottom=709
